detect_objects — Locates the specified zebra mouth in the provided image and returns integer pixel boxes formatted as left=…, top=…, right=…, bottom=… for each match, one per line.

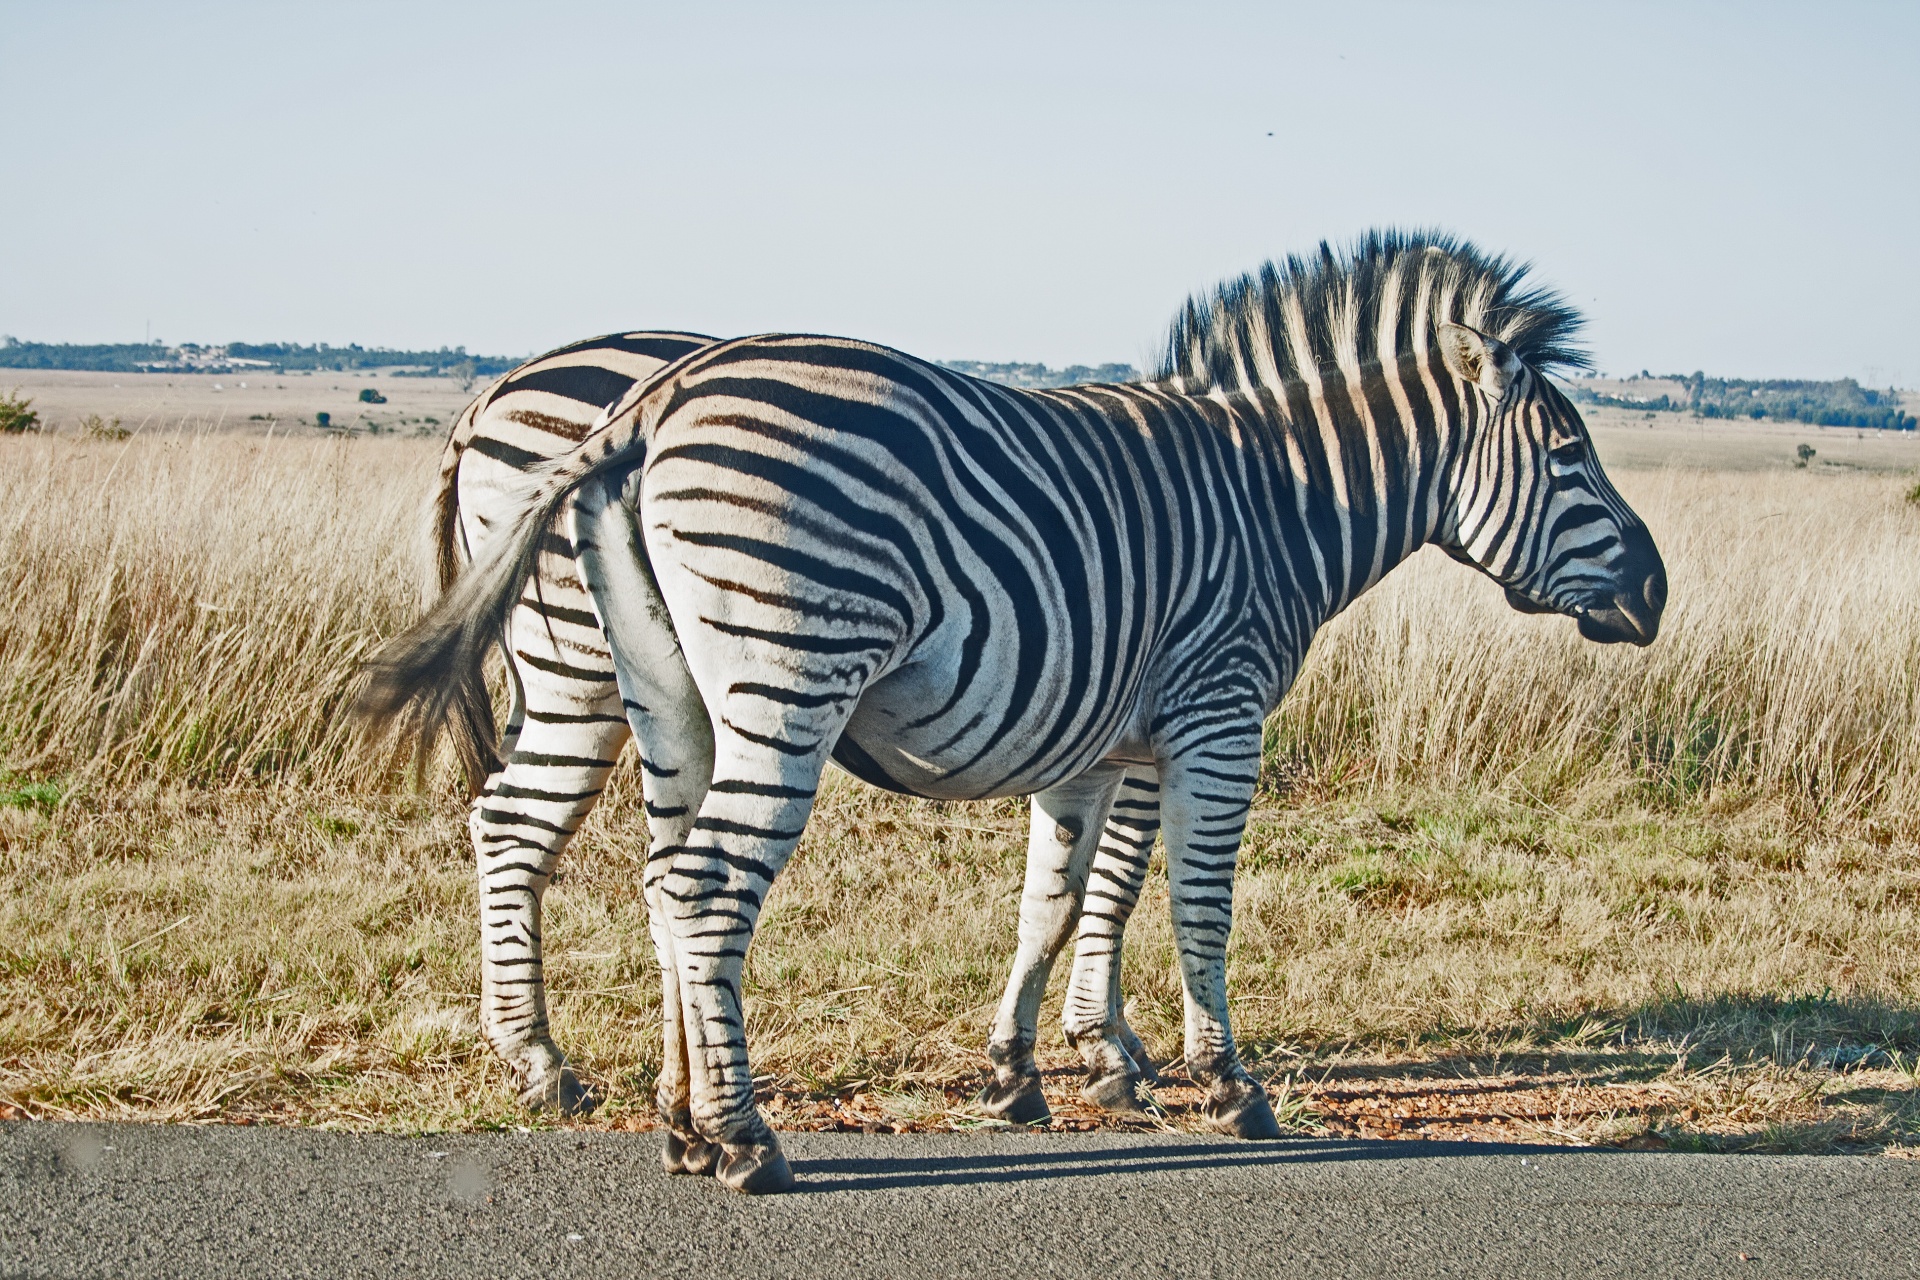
left=1502, top=586, right=1558, bottom=616
left=1578, top=607, right=1651, bottom=646
left=1573, top=579, right=1664, bottom=647
left=1507, top=586, right=1660, bottom=646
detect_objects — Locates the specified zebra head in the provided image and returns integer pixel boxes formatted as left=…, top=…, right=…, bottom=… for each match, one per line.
left=1435, top=322, right=1666, bottom=646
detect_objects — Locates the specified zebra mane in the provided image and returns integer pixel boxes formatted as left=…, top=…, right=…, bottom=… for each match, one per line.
left=1156, top=229, right=1589, bottom=395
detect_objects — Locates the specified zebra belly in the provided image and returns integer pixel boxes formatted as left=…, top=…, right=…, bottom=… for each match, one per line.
left=829, top=660, right=1134, bottom=802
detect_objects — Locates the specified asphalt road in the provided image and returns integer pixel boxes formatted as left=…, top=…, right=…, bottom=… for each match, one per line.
left=5, top=1123, right=1916, bottom=1279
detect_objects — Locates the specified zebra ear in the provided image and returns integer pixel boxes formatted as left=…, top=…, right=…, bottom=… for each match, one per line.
left=1437, top=323, right=1521, bottom=399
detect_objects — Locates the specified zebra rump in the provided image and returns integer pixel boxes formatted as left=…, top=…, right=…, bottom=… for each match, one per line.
left=362, top=338, right=711, bottom=783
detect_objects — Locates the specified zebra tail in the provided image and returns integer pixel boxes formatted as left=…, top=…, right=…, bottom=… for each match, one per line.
left=356, top=460, right=596, bottom=791
left=431, top=405, right=474, bottom=595
left=353, top=416, right=645, bottom=786
left=421, top=396, right=503, bottom=791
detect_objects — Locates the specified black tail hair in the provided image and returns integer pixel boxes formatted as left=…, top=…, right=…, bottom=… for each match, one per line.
left=418, top=407, right=504, bottom=793
left=356, top=454, right=614, bottom=794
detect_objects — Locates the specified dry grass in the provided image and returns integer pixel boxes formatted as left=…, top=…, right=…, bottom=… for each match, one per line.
left=0, top=429, right=427, bottom=789
left=3, top=429, right=1919, bottom=1153
left=1278, top=466, right=1920, bottom=818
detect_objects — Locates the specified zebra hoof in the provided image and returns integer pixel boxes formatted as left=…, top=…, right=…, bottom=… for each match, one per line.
left=519, top=1065, right=597, bottom=1117
left=716, top=1140, right=794, bottom=1194
left=1082, top=1068, right=1159, bottom=1116
left=1203, top=1081, right=1282, bottom=1140
left=976, top=1076, right=1051, bottom=1125
left=662, top=1128, right=722, bottom=1177
left=1116, top=1025, right=1162, bottom=1087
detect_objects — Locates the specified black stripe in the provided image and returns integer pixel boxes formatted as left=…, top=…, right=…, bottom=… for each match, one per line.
left=501, top=364, right=639, bottom=409
left=468, top=435, right=544, bottom=471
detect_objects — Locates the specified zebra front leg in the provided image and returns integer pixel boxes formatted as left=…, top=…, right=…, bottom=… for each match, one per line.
left=979, top=764, right=1126, bottom=1123
left=1158, top=735, right=1280, bottom=1139
left=1061, top=765, right=1163, bottom=1113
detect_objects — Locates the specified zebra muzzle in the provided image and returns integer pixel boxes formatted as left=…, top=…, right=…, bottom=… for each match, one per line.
left=1575, top=567, right=1666, bottom=647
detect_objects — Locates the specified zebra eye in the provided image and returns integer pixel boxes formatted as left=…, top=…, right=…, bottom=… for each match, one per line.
left=1548, top=440, right=1584, bottom=465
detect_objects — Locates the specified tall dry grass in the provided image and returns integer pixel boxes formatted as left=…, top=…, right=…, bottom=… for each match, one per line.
left=2, top=432, right=1916, bottom=816
left=0, top=430, right=431, bottom=790
left=1278, top=468, right=1920, bottom=818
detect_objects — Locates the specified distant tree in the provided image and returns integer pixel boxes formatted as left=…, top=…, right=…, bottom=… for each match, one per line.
left=1795, top=443, right=1816, bottom=468
left=448, top=359, right=478, bottom=392
left=358, top=388, right=387, bottom=403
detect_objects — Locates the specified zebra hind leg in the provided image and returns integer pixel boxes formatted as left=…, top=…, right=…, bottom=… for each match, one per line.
left=470, top=682, right=628, bottom=1116
left=654, top=685, right=872, bottom=1193
left=978, top=765, right=1126, bottom=1124
left=640, top=744, right=721, bottom=1177
left=1061, top=766, right=1163, bottom=1114
left=465, top=500, right=638, bottom=1115
left=647, top=772, right=718, bottom=1176
left=568, top=475, right=723, bottom=1175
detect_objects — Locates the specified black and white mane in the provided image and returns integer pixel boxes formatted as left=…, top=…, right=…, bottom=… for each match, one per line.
left=1156, top=230, right=1589, bottom=395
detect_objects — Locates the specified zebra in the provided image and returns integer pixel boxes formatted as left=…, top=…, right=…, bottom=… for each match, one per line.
left=428, top=328, right=716, bottom=1114
left=433, top=328, right=1170, bottom=1121
left=366, top=231, right=1665, bottom=1193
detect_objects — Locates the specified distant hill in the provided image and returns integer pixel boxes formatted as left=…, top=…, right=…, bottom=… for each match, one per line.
left=0, top=338, right=520, bottom=378
left=1567, top=372, right=1914, bottom=431
left=937, top=360, right=1140, bottom=389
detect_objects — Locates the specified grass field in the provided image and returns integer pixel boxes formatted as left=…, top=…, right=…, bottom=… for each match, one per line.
left=4, top=418, right=1920, bottom=1154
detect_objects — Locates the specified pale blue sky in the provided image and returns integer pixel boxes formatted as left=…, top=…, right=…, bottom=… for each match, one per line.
left=4, top=1, right=1915, bottom=381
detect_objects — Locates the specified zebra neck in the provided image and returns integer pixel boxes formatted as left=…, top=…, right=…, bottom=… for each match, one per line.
left=1244, top=352, right=1464, bottom=620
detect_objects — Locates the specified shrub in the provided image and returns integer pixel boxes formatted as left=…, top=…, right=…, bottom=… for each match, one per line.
left=358, top=388, right=387, bottom=404
left=80, top=413, right=130, bottom=440
left=0, top=775, right=62, bottom=812
left=0, top=387, right=39, bottom=434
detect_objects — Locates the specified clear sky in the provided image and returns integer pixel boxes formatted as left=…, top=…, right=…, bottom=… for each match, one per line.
left=4, top=1, right=1915, bottom=381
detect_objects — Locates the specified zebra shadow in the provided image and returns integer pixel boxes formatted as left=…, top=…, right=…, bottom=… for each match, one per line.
left=786, top=1133, right=1556, bottom=1193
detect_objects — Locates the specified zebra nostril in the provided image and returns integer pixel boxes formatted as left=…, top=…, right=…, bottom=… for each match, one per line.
left=1643, top=571, right=1667, bottom=615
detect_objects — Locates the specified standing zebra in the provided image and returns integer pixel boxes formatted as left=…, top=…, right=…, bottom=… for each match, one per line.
left=435, top=328, right=1168, bottom=1119
left=369, top=232, right=1664, bottom=1193
left=430, top=328, right=716, bottom=1114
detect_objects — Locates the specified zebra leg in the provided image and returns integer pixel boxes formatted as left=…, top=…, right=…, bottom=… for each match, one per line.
left=659, top=713, right=856, bottom=1195
left=633, top=716, right=717, bottom=1176
left=471, top=593, right=627, bottom=1116
left=1061, top=765, right=1164, bottom=1112
left=571, top=478, right=719, bottom=1176
left=644, top=758, right=717, bottom=1177
left=979, top=764, right=1127, bottom=1123
left=638, top=743, right=717, bottom=1177
left=1159, top=735, right=1280, bottom=1140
